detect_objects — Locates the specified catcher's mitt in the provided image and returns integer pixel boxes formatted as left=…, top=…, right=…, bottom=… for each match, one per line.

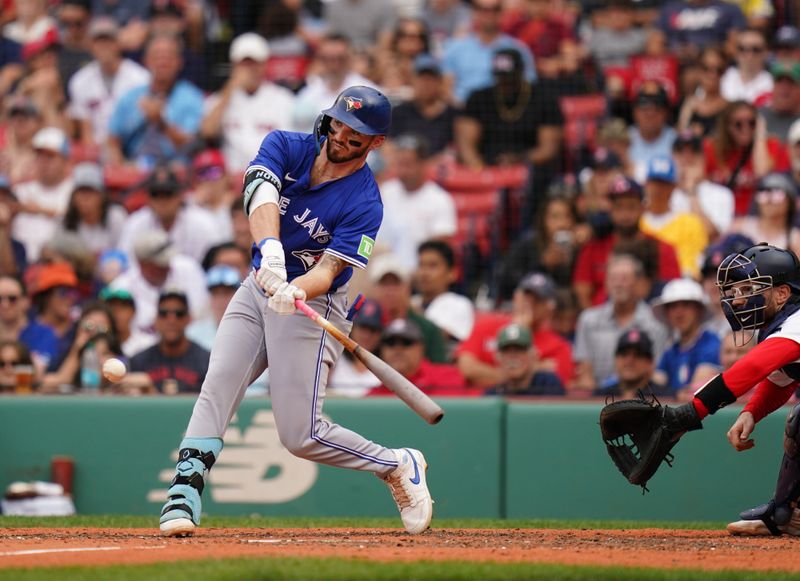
left=599, top=397, right=702, bottom=490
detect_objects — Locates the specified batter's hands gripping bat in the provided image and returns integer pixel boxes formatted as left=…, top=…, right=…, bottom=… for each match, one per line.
left=295, top=299, right=444, bottom=425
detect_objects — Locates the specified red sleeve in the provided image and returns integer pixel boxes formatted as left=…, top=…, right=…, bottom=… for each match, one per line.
left=743, top=378, right=796, bottom=423
left=657, top=241, right=681, bottom=280
left=572, top=244, right=593, bottom=284
left=768, top=138, right=791, bottom=172
left=721, top=337, right=800, bottom=397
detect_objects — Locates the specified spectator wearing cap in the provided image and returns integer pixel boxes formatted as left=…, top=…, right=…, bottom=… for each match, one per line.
left=720, top=28, right=772, bottom=105
left=494, top=193, right=580, bottom=301
left=25, top=262, right=80, bottom=364
left=730, top=173, right=800, bottom=256
left=107, top=34, right=204, bottom=168
left=293, top=34, right=376, bottom=133
left=201, top=241, right=251, bottom=281
left=371, top=318, right=466, bottom=396
left=593, top=328, right=671, bottom=399
left=577, top=147, right=624, bottom=235
left=596, top=119, right=634, bottom=177
left=773, top=25, right=800, bottom=65
left=186, top=265, right=243, bottom=352
left=457, top=272, right=573, bottom=388
left=110, top=230, right=209, bottom=335
left=0, top=95, right=41, bottom=185
left=628, top=82, right=677, bottom=183
left=676, top=45, right=730, bottom=139
left=411, top=240, right=474, bottom=359
left=56, top=0, right=92, bottom=87
left=573, top=254, right=668, bottom=392
left=377, top=136, right=456, bottom=270
left=58, top=162, right=128, bottom=255
left=118, top=165, right=226, bottom=265
left=200, top=32, right=295, bottom=174
left=652, top=278, right=721, bottom=395
left=703, top=100, right=789, bottom=216
left=484, top=323, right=564, bottom=396
left=17, top=26, right=65, bottom=129
left=649, top=1, right=745, bottom=63
left=0, top=274, right=58, bottom=371
left=12, top=127, right=73, bottom=261
left=188, top=149, right=235, bottom=241
left=368, top=254, right=448, bottom=363
left=0, top=176, right=27, bottom=276
left=99, top=286, right=155, bottom=358
left=129, top=290, right=210, bottom=394
left=67, top=16, right=150, bottom=150
left=440, top=0, right=535, bottom=105
left=573, top=175, right=680, bottom=309
left=329, top=298, right=383, bottom=397
left=388, top=55, right=457, bottom=157
left=758, top=62, right=800, bottom=143
left=456, top=46, right=561, bottom=169
left=670, top=131, right=734, bottom=240
left=698, top=233, right=754, bottom=337
left=640, top=155, right=708, bottom=277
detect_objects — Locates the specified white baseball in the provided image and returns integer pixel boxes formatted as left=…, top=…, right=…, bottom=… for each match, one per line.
left=102, top=358, right=127, bottom=382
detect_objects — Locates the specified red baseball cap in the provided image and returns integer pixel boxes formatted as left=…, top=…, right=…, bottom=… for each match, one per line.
left=193, top=149, right=226, bottom=173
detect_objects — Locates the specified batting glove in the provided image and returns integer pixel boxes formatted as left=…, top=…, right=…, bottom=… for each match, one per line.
left=255, top=238, right=286, bottom=295
left=268, top=281, right=306, bottom=315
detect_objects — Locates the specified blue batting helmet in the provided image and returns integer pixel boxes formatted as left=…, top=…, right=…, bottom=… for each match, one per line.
left=319, top=86, right=392, bottom=136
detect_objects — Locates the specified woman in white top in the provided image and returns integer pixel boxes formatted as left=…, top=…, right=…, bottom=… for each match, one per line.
left=729, top=172, right=800, bottom=255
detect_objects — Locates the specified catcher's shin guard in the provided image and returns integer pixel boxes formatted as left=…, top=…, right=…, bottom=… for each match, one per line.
left=728, top=404, right=800, bottom=536
left=160, top=437, right=223, bottom=537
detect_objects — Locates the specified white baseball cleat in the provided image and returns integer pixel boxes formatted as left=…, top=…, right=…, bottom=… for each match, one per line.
left=727, top=503, right=800, bottom=536
left=383, top=448, right=433, bottom=534
left=160, top=517, right=196, bottom=538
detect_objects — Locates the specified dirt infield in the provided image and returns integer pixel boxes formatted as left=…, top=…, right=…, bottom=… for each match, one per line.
left=0, top=527, right=798, bottom=572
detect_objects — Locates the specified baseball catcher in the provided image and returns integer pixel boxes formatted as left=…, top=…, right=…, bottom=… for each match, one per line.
left=600, top=242, right=800, bottom=536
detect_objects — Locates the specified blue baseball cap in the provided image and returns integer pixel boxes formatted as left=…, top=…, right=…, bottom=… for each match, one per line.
left=646, top=156, right=677, bottom=184
left=354, top=298, right=383, bottom=330
left=414, top=54, right=441, bottom=76
left=206, top=265, right=242, bottom=289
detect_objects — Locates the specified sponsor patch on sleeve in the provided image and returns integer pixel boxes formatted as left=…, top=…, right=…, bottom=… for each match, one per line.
left=357, top=235, right=375, bottom=260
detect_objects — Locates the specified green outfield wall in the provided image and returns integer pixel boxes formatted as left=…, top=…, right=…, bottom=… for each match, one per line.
left=0, top=397, right=787, bottom=521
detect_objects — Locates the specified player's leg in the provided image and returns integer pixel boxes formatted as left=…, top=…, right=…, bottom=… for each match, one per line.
left=728, top=403, right=800, bottom=536
left=160, top=277, right=268, bottom=537
left=265, top=287, right=433, bottom=533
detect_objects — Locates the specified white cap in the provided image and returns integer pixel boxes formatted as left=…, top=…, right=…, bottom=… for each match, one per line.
left=651, top=278, right=710, bottom=323
left=72, top=162, right=104, bottom=191
left=32, top=127, right=69, bottom=157
left=368, top=253, right=410, bottom=284
left=229, top=32, right=270, bottom=63
left=133, top=230, right=176, bottom=267
left=424, top=293, right=475, bottom=341
left=789, top=118, right=800, bottom=145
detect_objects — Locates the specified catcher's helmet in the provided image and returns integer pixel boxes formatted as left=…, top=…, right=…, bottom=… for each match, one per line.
left=716, top=243, right=800, bottom=344
left=314, top=86, right=391, bottom=146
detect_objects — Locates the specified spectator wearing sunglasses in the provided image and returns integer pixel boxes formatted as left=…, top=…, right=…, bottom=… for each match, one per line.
left=729, top=173, right=800, bottom=256
left=0, top=274, right=57, bottom=371
left=187, top=149, right=234, bottom=241
left=720, top=28, right=773, bottom=105
left=0, top=339, right=35, bottom=392
left=129, top=290, right=210, bottom=394
left=118, top=165, right=226, bottom=265
left=370, top=318, right=466, bottom=396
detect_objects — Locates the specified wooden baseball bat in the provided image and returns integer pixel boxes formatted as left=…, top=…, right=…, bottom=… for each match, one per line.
left=295, top=299, right=444, bottom=425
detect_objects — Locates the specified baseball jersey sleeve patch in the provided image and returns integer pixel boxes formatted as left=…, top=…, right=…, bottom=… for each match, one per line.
left=357, top=235, right=375, bottom=260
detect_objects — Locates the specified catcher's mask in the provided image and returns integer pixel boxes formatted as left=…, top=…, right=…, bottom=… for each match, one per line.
left=716, top=244, right=800, bottom=345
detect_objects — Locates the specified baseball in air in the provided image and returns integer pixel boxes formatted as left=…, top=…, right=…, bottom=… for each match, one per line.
left=102, top=358, right=127, bottom=382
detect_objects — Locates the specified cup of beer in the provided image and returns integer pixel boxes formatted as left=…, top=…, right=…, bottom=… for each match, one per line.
left=13, top=364, right=34, bottom=394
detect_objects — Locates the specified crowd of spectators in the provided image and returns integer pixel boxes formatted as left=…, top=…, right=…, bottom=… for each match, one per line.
left=0, top=0, right=797, bottom=400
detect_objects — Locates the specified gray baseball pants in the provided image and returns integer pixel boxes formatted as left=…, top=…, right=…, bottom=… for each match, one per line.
left=186, top=274, right=397, bottom=477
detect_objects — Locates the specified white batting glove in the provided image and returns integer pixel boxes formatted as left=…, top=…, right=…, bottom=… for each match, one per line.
left=267, top=281, right=306, bottom=315
left=255, top=238, right=286, bottom=295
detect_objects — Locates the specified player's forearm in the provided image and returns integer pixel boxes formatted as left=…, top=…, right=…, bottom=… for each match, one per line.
left=744, top=379, right=796, bottom=423
left=291, top=252, right=347, bottom=301
left=249, top=203, right=281, bottom=242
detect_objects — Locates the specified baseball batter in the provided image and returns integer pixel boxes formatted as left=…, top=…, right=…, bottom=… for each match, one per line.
left=159, top=86, right=433, bottom=537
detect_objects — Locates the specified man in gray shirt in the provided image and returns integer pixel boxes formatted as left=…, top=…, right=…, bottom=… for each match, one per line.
left=573, top=253, right=668, bottom=392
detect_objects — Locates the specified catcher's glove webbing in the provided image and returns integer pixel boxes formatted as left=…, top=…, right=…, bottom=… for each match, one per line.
left=599, top=397, right=702, bottom=490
